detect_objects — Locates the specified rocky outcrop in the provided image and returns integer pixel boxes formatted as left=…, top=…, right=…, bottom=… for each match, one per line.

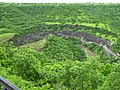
left=12, top=30, right=111, bottom=48
left=10, top=30, right=119, bottom=57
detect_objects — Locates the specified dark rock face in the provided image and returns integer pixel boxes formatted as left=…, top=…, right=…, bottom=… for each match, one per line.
left=54, top=30, right=111, bottom=49
left=10, top=30, right=111, bottom=49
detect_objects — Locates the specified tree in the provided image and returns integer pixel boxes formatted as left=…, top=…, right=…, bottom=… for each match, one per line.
left=12, top=48, right=41, bottom=80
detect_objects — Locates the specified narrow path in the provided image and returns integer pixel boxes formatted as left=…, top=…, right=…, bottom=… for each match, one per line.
left=81, top=46, right=96, bottom=58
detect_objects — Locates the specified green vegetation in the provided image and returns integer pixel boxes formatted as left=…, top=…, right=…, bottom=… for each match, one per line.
left=20, top=38, right=46, bottom=51
left=0, top=33, right=15, bottom=42
left=112, top=38, right=120, bottom=54
left=0, top=3, right=120, bottom=90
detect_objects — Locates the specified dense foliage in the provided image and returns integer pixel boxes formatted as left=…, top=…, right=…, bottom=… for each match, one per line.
left=0, top=3, right=120, bottom=90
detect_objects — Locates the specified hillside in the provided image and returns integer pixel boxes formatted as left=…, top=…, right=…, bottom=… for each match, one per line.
left=0, top=3, right=120, bottom=90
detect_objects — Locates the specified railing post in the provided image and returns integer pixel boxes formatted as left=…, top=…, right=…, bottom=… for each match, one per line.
left=0, top=76, right=20, bottom=90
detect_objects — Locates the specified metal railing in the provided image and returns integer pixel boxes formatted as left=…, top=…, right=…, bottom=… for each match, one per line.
left=0, top=76, right=19, bottom=90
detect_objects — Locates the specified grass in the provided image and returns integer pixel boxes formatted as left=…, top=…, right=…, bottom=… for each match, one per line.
left=81, top=46, right=96, bottom=59
left=43, top=22, right=61, bottom=24
left=20, top=38, right=46, bottom=51
left=96, top=32, right=117, bottom=43
left=43, top=21, right=107, bottom=29
left=0, top=33, right=15, bottom=42
left=0, top=28, right=6, bottom=31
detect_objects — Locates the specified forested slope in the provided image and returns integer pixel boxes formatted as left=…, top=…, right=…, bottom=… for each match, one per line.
left=0, top=3, right=120, bottom=90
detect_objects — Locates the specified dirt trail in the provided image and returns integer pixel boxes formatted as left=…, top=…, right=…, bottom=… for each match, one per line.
left=81, top=46, right=96, bottom=58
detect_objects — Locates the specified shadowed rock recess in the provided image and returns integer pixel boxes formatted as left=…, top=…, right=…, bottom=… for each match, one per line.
left=10, top=30, right=120, bottom=57
left=11, top=30, right=111, bottom=48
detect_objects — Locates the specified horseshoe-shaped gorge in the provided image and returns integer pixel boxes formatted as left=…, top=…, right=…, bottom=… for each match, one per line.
left=11, top=30, right=120, bottom=58
left=0, top=3, right=120, bottom=90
